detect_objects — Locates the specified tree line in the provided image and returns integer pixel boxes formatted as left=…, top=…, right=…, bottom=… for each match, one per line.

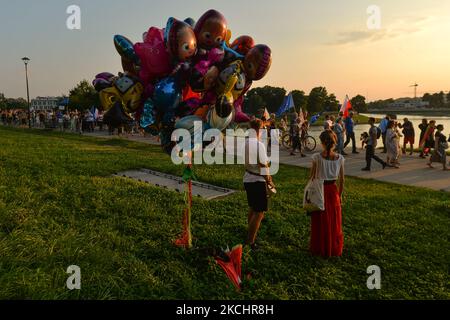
left=368, top=91, right=450, bottom=110
left=3, top=82, right=371, bottom=115
left=243, top=86, right=368, bottom=115
left=0, top=93, right=28, bottom=110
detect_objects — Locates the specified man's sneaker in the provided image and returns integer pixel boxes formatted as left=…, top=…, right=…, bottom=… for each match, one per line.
left=382, top=162, right=387, bottom=170
left=352, top=151, right=359, bottom=154
left=361, top=167, right=371, bottom=171
left=342, top=152, right=349, bottom=156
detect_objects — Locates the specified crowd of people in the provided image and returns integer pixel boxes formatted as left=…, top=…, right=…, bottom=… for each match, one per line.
left=244, top=111, right=450, bottom=259
left=376, top=115, right=450, bottom=171
left=0, top=108, right=145, bottom=136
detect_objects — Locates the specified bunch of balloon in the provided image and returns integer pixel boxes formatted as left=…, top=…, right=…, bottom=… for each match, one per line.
left=92, top=9, right=273, bottom=249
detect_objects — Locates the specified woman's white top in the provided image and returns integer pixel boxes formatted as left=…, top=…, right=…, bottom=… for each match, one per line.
left=243, top=138, right=269, bottom=183
left=311, top=153, right=345, bottom=181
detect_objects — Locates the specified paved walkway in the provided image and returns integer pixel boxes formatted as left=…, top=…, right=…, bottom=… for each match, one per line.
left=85, top=131, right=450, bottom=193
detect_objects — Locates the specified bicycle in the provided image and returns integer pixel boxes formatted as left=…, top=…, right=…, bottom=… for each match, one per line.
left=281, top=131, right=317, bottom=152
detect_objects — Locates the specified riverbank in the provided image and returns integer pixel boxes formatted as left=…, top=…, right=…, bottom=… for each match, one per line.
left=310, top=114, right=380, bottom=126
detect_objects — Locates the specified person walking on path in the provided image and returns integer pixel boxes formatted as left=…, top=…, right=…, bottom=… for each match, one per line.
left=244, top=119, right=276, bottom=250
left=343, top=112, right=358, bottom=154
left=427, top=124, right=449, bottom=171
left=420, top=120, right=436, bottom=158
left=386, top=120, right=401, bottom=168
left=362, top=118, right=387, bottom=171
left=418, top=119, right=428, bottom=157
left=309, top=130, right=345, bottom=257
left=333, top=117, right=345, bottom=155
left=398, top=118, right=415, bottom=156
left=290, top=117, right=306, bottom=157
left=379, top=115, right=390, bottom=153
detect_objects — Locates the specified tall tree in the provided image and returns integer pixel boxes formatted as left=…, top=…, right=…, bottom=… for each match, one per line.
left=325, top=93, right=340, bottom=112
left=6, top=98, right=27, bottom=110
left=0, top=93, right=7, bottom=109
left=350, top=95, right=368, bottom=113
left=68, top=80, right=99, bottom=111
left=244, top=86, right=286, bottom=114
left=307, top=87, right=328, bottom=113
left=291, top=90, right=307, bottom=112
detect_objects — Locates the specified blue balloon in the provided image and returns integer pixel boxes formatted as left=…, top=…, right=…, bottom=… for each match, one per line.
left=140, top=98, right=159, bottom=135
left=153, top=76, right=182, bottom=125
left=114, top=35, right=140, bottom=64
left=184, top=17, right=196, bottom=27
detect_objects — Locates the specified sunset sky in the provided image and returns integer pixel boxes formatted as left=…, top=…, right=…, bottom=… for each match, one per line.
left=1, top=0, right=450, bottom=103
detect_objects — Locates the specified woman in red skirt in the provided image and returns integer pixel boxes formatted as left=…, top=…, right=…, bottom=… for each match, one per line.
left=309, top=130, right=345, bottom=257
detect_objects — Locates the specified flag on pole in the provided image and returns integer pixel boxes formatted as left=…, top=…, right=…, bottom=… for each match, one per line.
left=275, top=92, right=295, bottom=117
left=310, top=113, right=322, bottom=125
left=340, top=95, right=352, bottom=119
left=262, top=107, right=270, bottom=121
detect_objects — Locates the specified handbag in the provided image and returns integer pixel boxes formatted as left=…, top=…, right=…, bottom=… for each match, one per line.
left=303, top=156, right=325, bottom=213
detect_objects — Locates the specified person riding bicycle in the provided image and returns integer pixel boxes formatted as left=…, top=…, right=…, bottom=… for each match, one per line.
left=290, top=117, right=306, bottom=157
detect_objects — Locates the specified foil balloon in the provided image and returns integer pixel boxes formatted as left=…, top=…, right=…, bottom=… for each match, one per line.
left=99, top=74, right=143, bottom=113
left=244, top=44, right=272, bottom=81
left=233, top=96, right=251, bottom=123
left=189, top=48, right=223, bottom=92
left=184, top=17, right=196, bottom=28
left=153, top=76, right=182, bottom=124
left=231, top=35, right=255, bottom=56
left=95, top=72, right=116, bottom=81
left=116, top=77, right=144, bottom=112
left=216, top=60, right=246, bottom=100
left=194, top=10, right=228, bottom=51
left=175, top=115, right=205, bottom=151
left=114, top=35, right=140, bottom=65
left=165, top=18, right=197, bottom=62
left=134, top=27, right=172, bottom=85
left=207, top=106, right=234, bottom=131
left=93, top=78, right=113, bottom=92
left=140, top=98, right=159, bottom=135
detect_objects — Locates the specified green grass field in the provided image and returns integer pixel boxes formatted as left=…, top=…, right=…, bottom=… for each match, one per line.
left=0, top=126, right=448, bottom=299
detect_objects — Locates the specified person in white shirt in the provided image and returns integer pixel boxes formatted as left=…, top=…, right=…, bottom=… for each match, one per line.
left=243, top=119, right=275, bottom=250
left=308, top=130, right=345, bottom=257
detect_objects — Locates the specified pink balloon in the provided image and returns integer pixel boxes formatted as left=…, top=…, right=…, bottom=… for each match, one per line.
left=233, top=96, right=251, bottom=123
left=134, top=27, right=172, bottom=86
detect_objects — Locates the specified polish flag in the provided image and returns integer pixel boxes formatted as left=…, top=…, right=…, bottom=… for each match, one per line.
left=340, top=95, right=352, bottom=118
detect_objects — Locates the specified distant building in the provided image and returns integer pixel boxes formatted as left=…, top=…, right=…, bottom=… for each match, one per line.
left=31, top=97, right=60, bottom=111
left=387, top=98, right=430, bottom=109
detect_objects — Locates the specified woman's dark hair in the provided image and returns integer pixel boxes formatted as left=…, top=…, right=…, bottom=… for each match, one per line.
left=387, top=120, right=395, bottom=129
left=319, top=130, right=337, bottom=159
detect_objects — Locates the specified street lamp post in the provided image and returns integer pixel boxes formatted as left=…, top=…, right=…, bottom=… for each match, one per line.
left=22, top=57, right=31, bottom=128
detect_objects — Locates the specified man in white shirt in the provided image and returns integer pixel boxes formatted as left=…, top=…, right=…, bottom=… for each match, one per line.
left=243, top=119, right=275, bottom=250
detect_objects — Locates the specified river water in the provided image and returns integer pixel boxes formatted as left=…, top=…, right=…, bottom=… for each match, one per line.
left=308, top=113, right=450, bottom=149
